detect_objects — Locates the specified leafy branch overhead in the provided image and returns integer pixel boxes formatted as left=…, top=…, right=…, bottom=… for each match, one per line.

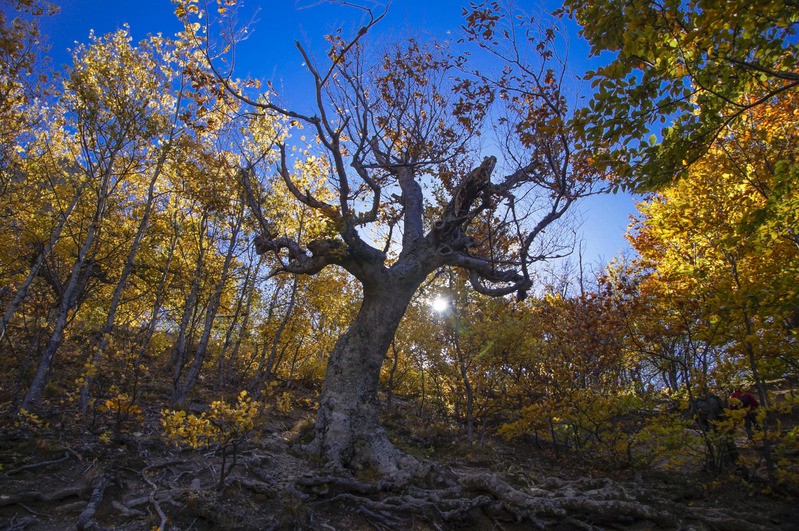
left=560, top=0, right=799, bottom=190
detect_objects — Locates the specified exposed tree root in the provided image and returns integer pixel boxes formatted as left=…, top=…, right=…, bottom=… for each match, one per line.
left=0, top=432, right=789, bottom=529
left=6, top=451, right=71, bottom=475
left=295, top=465, right=777, bottom=529
left=0, top=483, right=87, bottom=508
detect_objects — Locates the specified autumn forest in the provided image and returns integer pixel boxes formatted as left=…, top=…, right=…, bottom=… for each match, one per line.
left=1, top=0, right=798, bottom=529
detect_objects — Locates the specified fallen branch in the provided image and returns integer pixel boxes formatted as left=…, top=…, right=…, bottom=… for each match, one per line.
left=76, top=474, right=113, bottom=530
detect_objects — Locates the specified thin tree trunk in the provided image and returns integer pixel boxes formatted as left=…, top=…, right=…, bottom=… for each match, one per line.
left=285, top=336, right=306, bottom=387
left=216, top=274, right=248, bottom=388
left=728, top=252, right=776, bottom=481
left=417, top=354, right=426, bottom=418
left=453, top=334, right=475, bottom=445
left=248, top=283, right=281, bottom=392
left=20, top=171, right=110, bottom=411
left=386, top=339, right=400, bottom=412
left=0, top=181, right=86, bottom=342
left=79, top=152, right=168, bottom=412
left=225, top=255, right=262, bottom=384
left=171, top=210, right=209, bottom=385
left=173, top=218, right=241, bottom=405
left=254, top=274, right=299, bottom=398
left=136, top=209, right=180, bottom=365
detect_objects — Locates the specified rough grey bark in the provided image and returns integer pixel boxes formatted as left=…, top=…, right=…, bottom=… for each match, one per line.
left=228, top=6, right=597, bottom=475
left=308, top=282, right=422, bottom=475
left=251, top=156, right=539, bottom=474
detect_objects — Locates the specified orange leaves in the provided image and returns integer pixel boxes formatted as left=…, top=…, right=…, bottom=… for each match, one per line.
left=461, top=2, right=501, bottom=42
left=625, top=90, right=799, bottom=403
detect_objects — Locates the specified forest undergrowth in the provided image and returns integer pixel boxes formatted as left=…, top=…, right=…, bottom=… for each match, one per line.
left=2, top=380, right=797, bottom=531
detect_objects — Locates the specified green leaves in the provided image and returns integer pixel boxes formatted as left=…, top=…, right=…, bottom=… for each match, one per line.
left=562, top=0, right=799, bottom=191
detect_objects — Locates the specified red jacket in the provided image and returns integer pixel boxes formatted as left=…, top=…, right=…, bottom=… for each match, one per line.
left=730, top=390, right=759, bottom=410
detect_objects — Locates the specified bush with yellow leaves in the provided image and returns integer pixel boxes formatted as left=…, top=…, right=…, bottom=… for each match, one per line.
left=97, top=388, right=142, bottom=441
left=161, top=391, right=261, bottom=489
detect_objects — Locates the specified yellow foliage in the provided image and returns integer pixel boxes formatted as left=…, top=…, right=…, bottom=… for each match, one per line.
left=161, top=391, right=261, bottom=449
left=14, top=409, right=48, bottom=431
left=276, top=392, right=292, bottom=414
left=99, top=392, right=142, bottom=419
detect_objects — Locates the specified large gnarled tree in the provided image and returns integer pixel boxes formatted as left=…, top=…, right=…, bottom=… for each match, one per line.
left=178, top=1, right=606, bottom=475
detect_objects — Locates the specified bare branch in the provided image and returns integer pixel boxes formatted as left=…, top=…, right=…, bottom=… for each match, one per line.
left=276, top=144, right=339, bottom=220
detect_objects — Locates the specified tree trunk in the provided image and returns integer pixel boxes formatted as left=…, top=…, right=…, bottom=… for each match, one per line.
left=308, top=282, right=421, bottom=476
left=247, top=283, right=281, bottom=392
left=0, top=182, right=86, bottom=343
left=225, top=256, right=261, bottom=382
left=172, top=219, right=241, bottom=405
left=217, top=256, right=259, bottom=388
left=253, top=274, right=298, bottom=398
left=20, top=186, right=106, bottom=412
left=136, top=210, right=180, bottom=365
left=453, top=336, right=475, bottom=445
left=386, top=339, right=400, bottom=412
left=79, top=160, right=164, bottom=413
left=170, top=210, right=208, bottom=385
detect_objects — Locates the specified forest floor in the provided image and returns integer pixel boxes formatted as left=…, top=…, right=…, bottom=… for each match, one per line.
left=1, top=395, right=798, bottom=530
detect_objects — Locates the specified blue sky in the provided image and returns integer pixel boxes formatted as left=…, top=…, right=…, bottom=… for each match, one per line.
left=37, top=0, right=640, bottom=268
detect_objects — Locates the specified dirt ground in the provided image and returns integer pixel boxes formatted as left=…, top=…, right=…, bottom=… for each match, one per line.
left=1, top=403, right=798, bottom=531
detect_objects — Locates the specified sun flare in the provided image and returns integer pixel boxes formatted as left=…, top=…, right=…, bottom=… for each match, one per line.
left=431, top=296, right=449, bottom=313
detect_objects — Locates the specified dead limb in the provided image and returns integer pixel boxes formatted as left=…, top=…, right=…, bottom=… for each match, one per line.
left=76, top=473, right=114, bottom=530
